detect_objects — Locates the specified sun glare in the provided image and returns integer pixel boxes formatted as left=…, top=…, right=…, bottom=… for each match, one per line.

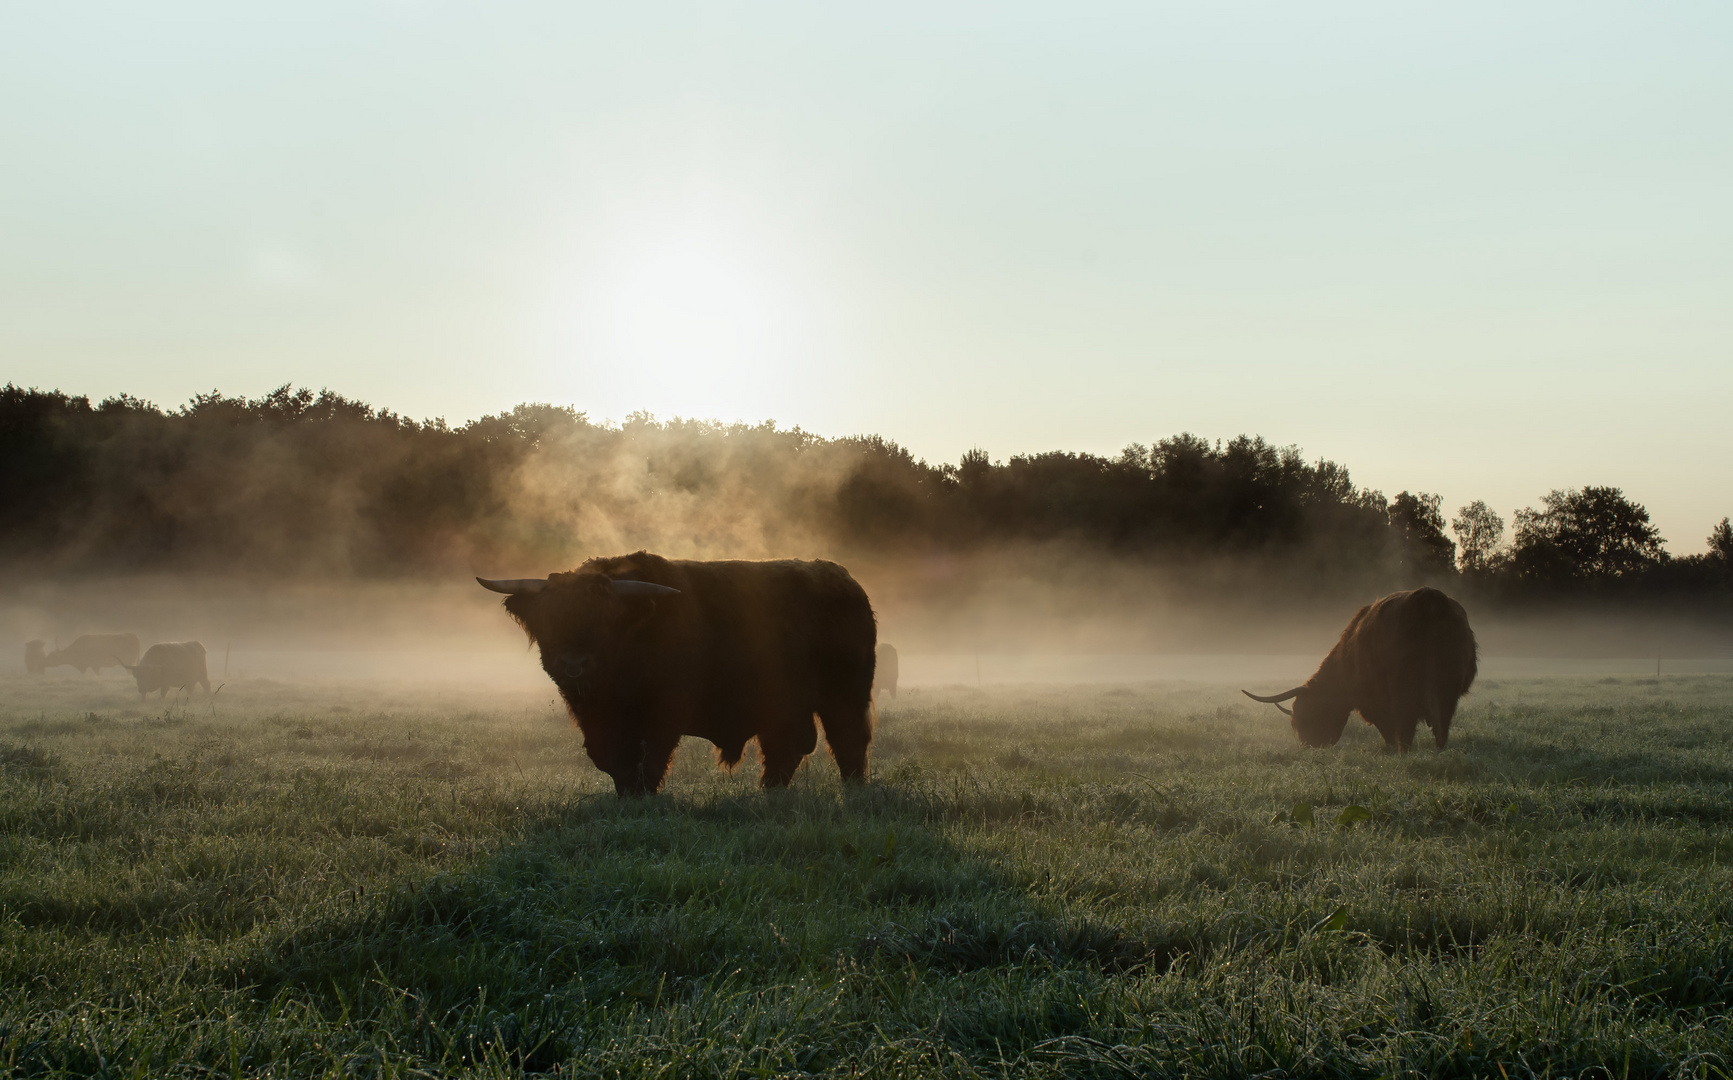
left=602, top=235, right=784, bottom=373
left=549, top=202, right=820, bottom=420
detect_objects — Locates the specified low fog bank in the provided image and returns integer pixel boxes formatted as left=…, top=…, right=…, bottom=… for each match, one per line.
left=5, top=573, right=1731, bottom=686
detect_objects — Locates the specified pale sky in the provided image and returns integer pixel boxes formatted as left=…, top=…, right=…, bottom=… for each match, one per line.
left=2, top=3, right=1729, bottom=550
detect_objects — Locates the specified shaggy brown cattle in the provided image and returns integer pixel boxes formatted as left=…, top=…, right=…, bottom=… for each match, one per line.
left=480, top=551, right=877, bottom=796
left=37, top=633, right=141, bottom=675
left=1242, top=587, right=1477, bottom=751
left=122, top=641, right=211, bottom=699
left=873, top=643, right=899, bottom=700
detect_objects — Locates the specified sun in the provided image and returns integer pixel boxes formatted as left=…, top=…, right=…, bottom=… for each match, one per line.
left=600, top=231, right=785, bottom=377
left=536, top=194, right=827, bottom=424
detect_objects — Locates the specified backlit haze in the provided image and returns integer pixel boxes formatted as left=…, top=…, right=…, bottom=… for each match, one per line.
left=2, top=2, right=1729, bottom=548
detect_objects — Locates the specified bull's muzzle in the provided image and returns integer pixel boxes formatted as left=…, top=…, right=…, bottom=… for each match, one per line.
left=550, top=652, right=597, bottom=693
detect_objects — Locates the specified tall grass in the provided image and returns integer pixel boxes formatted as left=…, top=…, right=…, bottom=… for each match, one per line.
left=2, top=673, right=1732, bottom=1077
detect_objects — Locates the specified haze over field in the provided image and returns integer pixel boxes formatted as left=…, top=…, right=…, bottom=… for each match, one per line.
left=8, top=11, right=1733, bottom=1075
left=2, top=2, right=1730, bottom=546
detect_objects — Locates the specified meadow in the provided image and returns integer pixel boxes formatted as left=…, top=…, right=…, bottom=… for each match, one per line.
left=2, top=669, right=1732, bottom=1078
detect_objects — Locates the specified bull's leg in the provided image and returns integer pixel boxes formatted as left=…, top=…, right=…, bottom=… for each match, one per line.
left=638, top=733, right=679, bottom=794
left=1364, top=712, right=1415, bottom=753
left=757, top=729, right=809, bottom=789
left=1431, top=709, right=1452, bottom=749
left=605, top=733, right=679, bottom=797
left=817, top=702, right=873, bottom=782
left=1427, top=691, right=1456, bottom=749
left=1396, top=719, right=1418, bottom=753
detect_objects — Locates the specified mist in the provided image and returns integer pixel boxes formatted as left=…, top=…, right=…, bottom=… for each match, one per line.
left=4, top=384, right=1731, bottom=688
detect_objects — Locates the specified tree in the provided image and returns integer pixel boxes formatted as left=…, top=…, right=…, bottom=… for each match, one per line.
left=1710, top=518, right=1733, bottom=563
left=1389, top=491, right=1455, bottom=575
left=1452, top=500, right=1505, bottom=573
left=1511, top=487, right=1664, bottom=585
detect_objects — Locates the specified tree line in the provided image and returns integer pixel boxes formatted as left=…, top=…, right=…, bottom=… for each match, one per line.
left=2, top=384, right=1728, bottom=606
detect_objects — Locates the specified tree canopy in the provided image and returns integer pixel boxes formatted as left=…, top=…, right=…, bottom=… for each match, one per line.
left=1, top=384, right=1727, bottom=607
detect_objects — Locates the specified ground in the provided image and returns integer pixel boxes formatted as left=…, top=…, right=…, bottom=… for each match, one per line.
left=2, top=671, right=1732, bottom=1077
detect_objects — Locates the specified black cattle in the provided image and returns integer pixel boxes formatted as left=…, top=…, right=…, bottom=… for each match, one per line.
left=123, top=641, right=211, bottom=699
left=873, top=642, right=899, bottom=700
left=480, top=551, right=877, bottom=796
left=37, top=633, right=140, bottom=675
left=1242, top=587, right=1477, bottom=751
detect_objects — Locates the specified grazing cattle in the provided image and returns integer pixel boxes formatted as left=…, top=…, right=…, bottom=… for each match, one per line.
left=873, top=642, right=899, bottom=700
left=122, top=641, right=211, bottom=700
left=24, top=640, right=47, bottom=675
left=38, top=633, right=141, bottom=675
left=1242, top=587, right=1477, bottom=751
left=480, top=551, right=877, bottom=796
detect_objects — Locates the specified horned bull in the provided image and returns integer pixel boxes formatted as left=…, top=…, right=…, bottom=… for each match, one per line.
left=31, top=633, right=140, bottom=675
left=1242, top=587, right=1477, bottom=752
left=480, top=551, right=877, bottom=797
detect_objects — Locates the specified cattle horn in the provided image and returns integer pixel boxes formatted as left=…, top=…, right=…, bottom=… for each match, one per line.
left=1241, top=689, right=1298, bottom=717
left=1247, top=689, right=1303, bottom=714
left=610, top=579, right=680, bottom=598
left=1241, top=687, right=1303, bottom=704
left=476, top=577, right=547, bottom=595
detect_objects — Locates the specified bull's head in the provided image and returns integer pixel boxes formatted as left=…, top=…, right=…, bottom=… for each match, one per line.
left=1242, top=685, right=1351, bottom=747
left=478, top=574, right=680, bottom=701
left=118, top=658, right=160, bottom=697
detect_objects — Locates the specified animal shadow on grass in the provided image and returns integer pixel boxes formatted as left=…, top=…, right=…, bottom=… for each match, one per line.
left=240, top=783, right=1158, bottom=1064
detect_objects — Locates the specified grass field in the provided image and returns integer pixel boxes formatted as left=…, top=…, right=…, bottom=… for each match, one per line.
left=2, top=670, right=1733, bottom=1078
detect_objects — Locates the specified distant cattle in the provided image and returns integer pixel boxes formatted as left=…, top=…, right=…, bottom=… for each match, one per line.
left=36, top=633, right=141, bottom=675
left=1242, top=587, right=1477, bottom=751
left=480, top=551, right=877, bottom=796
left=24, top=640, right=46, bottom=674
left=123, top=641, right=211, bottom=700
left=873, top=643, right=899, bottom=700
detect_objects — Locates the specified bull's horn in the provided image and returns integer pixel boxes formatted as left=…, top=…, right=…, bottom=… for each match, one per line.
left=1241, top=687, right=1304, bottom=704
left=476, top=577, right=547, bottom=595
left=610, top=579, right=680, bottom=598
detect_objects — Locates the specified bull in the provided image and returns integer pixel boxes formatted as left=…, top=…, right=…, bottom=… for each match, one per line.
left=1242, top=587, right=1477, bottom=751
left=37, top=633, right=141, bottom=675
left=480, top=551, right=877, bottom=797
left=121, top=641, right=211, bottom=700
left=873, top=642, right=899, bottom=700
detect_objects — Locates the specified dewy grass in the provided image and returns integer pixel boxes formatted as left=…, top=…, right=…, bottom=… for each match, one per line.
left=1, top=673, right=1732, bottom=1077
